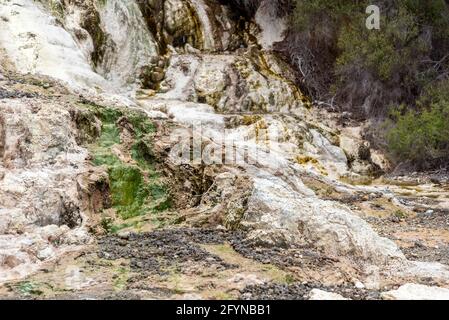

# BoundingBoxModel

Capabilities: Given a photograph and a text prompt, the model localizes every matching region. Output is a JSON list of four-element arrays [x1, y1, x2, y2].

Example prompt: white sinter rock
[[381, 283, 449, 300], [0, 0, 107, 91], [308, 289, 349, 300]]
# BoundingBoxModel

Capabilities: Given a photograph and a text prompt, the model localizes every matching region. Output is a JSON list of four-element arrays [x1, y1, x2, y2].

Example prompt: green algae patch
[[113, 266, 131, 291], [98, 123, 121, 147], [107, 164, 171, 219], [127, 113, 156, 138], [131, 139, 155, 169], [109, 221, 140, 234], [108, 165, 149, 219], [92, 122, 121, 166], [14, 281, 43, 297], [84, 104, 171, 223]]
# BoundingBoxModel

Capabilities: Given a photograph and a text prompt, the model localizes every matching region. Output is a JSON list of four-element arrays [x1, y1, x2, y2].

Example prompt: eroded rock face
[[254, 0, 287, 50], [242, 173, 405, 264], [95, 0, 159, 89], [0, 0, 161, 95], [0, 99, 85, 224], [134, 7, 449, 285], [158, 52, 303, 113], [140, 85, 404, 268], [131, 26, 408, 269], [0, 97, 94, 282]]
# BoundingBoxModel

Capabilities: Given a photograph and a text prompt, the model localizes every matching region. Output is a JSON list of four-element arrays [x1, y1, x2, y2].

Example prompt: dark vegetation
[[225, 0, 449, 169]]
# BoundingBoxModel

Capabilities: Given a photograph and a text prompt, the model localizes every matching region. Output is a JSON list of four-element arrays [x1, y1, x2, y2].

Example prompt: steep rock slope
[[1, 0, 449, 297]]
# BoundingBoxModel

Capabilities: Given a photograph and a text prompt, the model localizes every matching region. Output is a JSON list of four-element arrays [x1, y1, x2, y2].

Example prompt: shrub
[[386, 99, 449, 167]]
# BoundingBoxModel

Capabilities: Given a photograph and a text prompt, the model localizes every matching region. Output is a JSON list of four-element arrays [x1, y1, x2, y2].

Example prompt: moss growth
[[110, 222, 139, 234], [113, 267, 130, 291], [131, 139, 155, 169], [89, 115, 121, 166], [95, 121, 120, 147], [108, 165, 148, 219], [102, 218, 140, 234], [93, 152, 120, 167], [150, 184, 172, 211], [15, 282, 43, 296], [78, 100, 122, 123], [127, 113, 155, 138], [394, 210, 407, 219], [86, 104, 171, 223]]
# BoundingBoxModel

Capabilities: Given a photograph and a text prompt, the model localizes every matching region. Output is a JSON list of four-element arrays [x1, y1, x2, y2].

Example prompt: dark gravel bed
[[232, 243, 337, 270], [240, 282, 381, 300], [98, 229, 242, 275], [0, 87, 39, 99], [99, 228, 339, 275], [403, 245, 449, 266], [367, 211, 449, 266], [412, 210, 449, 228], [98, 228, 358, 299]]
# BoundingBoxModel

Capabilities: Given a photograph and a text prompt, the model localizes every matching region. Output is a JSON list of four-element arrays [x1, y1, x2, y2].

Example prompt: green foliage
[[418, 80, 449, 108], [336, 5, 425, 81], [404, 0, 449, 34], [386, 100, 449, 164], [291, 0, 359, 30], [288, 0, 448, 97]]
